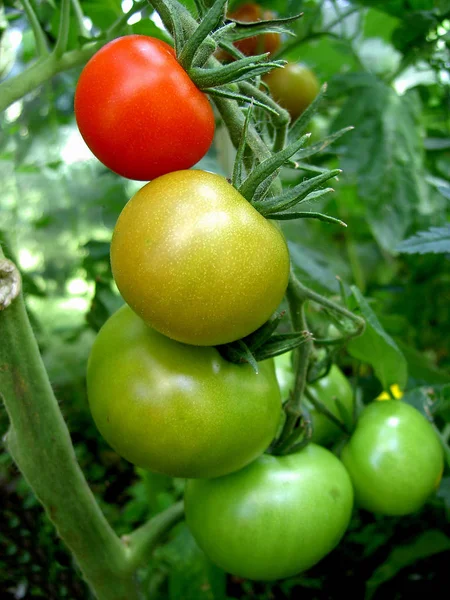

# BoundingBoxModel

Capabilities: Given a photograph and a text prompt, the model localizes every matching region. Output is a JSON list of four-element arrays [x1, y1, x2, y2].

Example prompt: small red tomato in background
[[230, 3, 281, 57], [74, 35, 215, 181]]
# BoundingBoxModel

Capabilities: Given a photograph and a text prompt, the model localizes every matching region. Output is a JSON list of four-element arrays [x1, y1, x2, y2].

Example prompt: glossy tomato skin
[[110, 170, 290, 346], [264, 63, 320, 121], [274, 357, 353, 446], [230, 3, 281, 57], [307, 365, 354, 446], [185, 444, 353, 580], [74, 35, 215, 181], [86, 305, 282, 479], [341, 400, 444, 516]]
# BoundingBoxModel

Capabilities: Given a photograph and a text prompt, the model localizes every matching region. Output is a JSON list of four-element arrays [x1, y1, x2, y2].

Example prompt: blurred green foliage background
[[1, 0, 450, 598]]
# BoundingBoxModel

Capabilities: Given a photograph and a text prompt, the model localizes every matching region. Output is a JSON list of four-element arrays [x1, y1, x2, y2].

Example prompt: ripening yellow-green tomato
[[110, 170, 290, 346]]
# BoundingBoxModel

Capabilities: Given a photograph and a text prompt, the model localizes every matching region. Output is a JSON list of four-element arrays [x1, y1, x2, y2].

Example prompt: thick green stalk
[[0, 252, 140, 600]]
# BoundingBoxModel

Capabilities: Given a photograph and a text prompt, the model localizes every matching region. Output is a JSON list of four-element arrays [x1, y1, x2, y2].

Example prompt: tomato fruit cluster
[[75, 35, 215, 181], [341, 400, 444, 516]]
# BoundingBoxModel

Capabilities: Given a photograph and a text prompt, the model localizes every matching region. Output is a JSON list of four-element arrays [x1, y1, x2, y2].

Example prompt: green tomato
[[185, 444, 353, 581], [307, 365, 354, 446], [87, 305, 281, 478], [264, 63, 320, 121], [341, 400, 444, 516], [110, 170, 290, 346], [274, 356, 353, 446]]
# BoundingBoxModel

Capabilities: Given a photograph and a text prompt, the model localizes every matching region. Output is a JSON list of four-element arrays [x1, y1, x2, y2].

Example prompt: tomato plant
[[86, 304, 282, 479], [110, 169, 290, 346], [229, 3, 281, 57], [275, 356, 353, 446], [264, 63, 320, 121], [341, 400, 444, 516], [185, 444, 353, 581], [74, 35, 215, 181]]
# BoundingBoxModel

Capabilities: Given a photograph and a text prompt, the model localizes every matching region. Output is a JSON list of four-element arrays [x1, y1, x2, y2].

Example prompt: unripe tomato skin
[[74, 35, 215, 181], [185, 444, 353, 580], [110, 170, 290, 346], [264, 63, 320, 121], [341, 400, 444, 516], [87, 305, 282, 479]]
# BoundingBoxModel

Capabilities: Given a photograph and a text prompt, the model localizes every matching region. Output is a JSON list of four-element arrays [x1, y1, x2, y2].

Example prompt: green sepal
[[205, 86, 280, 116], [226, 12, 303, 42], [254, 169, 340, 215], [238, 133, 311, 201], [267, 209, 347, 228], [177, 0, 227, 70], [241, 312, 285, 351], [239, 81, 290, 125], [232, 101, 254, 188], [165, 0, 187, 54], [193, 0, 208, 18], [251, 171, 279, 204], [189, 55, 286, 89], [293, 127, 354, 162], [191, 38, 217, 68], [289, 84, 327, 141], [253, 332, 314, 362], [216, 340, 260, 373]]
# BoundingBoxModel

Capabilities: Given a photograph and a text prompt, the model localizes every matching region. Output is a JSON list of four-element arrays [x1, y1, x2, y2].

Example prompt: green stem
[[304, 387, 349, 434], [53, 0, 71, 59], [273, 271, 314, 454], [0, 0, 146, 113], [293, 278, 365, 340], [21, 0, 49, 56], [0, 249, 140, 600], [70, 0, 91, 39], [124, 501, 185, 573], [0, 47, 95, 112]]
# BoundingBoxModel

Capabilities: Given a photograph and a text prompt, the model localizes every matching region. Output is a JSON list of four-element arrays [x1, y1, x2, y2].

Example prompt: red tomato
[[74, 35, 215, 181], [230, 3, 281, 57]]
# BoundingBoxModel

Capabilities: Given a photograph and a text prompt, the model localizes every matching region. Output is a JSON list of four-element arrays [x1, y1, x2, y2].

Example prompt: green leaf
[[396, 225, 450, 255], [395, 340, 450, 386], [330, 82, 428, 252], [347, 287, 408, 390], [158, 524, 227, 600], [288, 242, 351, 295], [366, 530, 450, 600]]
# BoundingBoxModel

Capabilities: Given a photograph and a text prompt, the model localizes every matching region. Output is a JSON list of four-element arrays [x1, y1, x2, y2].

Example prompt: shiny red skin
[[74, 35, 215, 181]]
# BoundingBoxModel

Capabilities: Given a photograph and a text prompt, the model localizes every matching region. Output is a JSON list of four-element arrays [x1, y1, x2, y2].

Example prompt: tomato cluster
[[80, 29, 443, 584]]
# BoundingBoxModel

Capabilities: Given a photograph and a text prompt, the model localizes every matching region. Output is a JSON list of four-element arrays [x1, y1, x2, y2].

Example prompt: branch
[[0, 0, 146, 113], [0, 247, 140, 600], [124, 501, 185, 573], [53, 0, 71, 59], [21, 0, 49, 56]]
